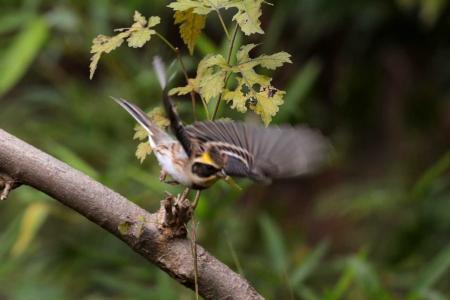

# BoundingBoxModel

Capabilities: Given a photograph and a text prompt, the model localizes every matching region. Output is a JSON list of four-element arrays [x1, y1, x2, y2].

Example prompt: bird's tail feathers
[[111, 97, 163, 147]]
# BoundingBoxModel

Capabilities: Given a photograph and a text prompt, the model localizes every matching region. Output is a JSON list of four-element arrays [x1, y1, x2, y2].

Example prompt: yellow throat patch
[[200, 151, 215, 166]]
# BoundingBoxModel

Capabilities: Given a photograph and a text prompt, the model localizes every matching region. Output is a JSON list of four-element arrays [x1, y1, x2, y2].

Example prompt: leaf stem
[[155, 32, 177, 52], [215, 10, 230, 40], [211, 25, 239, 120], [156, 31, 197, 120]]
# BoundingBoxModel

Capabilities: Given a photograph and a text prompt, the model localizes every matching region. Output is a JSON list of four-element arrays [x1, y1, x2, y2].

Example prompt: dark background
[[0, 0, 449, 299]]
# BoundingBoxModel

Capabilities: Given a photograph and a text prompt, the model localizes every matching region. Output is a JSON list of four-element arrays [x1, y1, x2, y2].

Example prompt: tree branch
[[0, 129, 264, 300]]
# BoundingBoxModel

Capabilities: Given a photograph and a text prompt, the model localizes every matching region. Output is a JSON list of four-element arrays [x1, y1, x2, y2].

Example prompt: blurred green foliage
[[0, 0, 449, 299]]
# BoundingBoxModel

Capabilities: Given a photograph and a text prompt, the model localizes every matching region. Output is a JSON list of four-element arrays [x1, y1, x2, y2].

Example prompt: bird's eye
[[192, 163, 219, 178]]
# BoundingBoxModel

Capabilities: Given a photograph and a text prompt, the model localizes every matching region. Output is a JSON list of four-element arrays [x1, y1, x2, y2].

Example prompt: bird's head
[[190, 146, 227, 187]]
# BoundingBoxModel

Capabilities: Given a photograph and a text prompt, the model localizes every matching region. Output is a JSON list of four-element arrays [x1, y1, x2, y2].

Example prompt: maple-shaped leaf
[[128, 15, 160, 48], [223, 77, 248, 113], [170, 54, 228, 103], [168, 0, 230, 15], [89, 33, 128, 79], [89, 11, 160, 79], [174, 9, 206, 55], [253, 86, 285, 126], [168, 0, 265, 36], [226, 0, 264, 35], [223, 44, 291, 125], [135, 142, 152, 163]]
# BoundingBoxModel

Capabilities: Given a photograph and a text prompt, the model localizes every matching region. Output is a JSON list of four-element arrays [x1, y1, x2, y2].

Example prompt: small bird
[[113, 60, 329, 190]]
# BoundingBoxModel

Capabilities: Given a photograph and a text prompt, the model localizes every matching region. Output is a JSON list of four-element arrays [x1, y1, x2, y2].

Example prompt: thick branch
[[0, 129, 263, 300]]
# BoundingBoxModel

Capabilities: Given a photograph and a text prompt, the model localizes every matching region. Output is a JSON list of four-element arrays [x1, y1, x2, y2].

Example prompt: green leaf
[[413, 150, 450, 198], [407, 243, 450, 300], [0, 18, 48, 97], [290, 240, 329, 287], [11, 203, 50, 257], [259, 214, 288, 275]]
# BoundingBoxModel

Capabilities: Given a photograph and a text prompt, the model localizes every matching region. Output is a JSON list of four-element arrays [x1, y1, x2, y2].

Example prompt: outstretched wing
[[186, 121, 330, 182]]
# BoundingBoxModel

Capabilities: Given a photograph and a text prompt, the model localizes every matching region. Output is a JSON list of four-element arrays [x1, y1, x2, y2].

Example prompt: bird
[[112, 59, 329, 190]]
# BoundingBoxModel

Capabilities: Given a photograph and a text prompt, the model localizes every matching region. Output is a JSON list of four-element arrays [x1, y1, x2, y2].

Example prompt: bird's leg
[[191, 190, 201, 210], [159, 169, 167, 182]]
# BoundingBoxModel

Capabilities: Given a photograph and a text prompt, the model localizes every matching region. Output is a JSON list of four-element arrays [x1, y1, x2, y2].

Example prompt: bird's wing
[[186, 121, 330, 182]]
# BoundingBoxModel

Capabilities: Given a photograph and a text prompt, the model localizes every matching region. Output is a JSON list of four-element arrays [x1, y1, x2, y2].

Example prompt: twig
[[0, 174, 19, 201]]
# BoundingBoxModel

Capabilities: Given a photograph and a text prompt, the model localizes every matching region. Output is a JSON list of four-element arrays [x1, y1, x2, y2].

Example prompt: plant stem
[[156, 32, 198, 120], [211, 25, 239, 120], [215, 10, 230, 40], [155, 32, 177, 52]]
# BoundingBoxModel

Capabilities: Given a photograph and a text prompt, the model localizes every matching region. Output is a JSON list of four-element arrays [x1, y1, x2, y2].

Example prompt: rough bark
[[0, 129, 264, 300]]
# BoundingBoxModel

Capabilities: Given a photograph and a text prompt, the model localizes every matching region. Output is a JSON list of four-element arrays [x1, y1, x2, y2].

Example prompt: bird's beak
[[217, 169, 227, 178]]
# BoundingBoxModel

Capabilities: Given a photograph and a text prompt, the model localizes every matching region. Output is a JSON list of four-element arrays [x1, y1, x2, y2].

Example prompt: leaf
[[168, 0, 231, 15], [226, 44, 291, 125], [174, 9, 206, 55], [135, 142, 152, 163], [223, 77, 247, 113], [89, 33, 127, 79], [89, 11, 160, 79], [407, 243, 450, 300], [259, 214, 288, 275], [253, 86, 285, 126], [128, 28, 154, 48], [11, 203, 49, 257], [228, 0, 264, 35], [168, 0, 264, 35], [0, 18, 48, 97], [170, 54, 228, 103], [290, 240, 329, 287]]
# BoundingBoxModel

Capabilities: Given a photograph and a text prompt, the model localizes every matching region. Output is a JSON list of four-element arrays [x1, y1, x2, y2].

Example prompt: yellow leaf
[[170, 54, 227, 102], [169, 83, 195, 96], [133, 10, 147, 26], [168, 0, 230, 15], [89, 34, 127, 79], [11, 202, 49, 257], [148, 16, 161, 27], [253, 86, 285, 126], [89, 11, 159, 79], [136, 142, 152, 163], [148, 106, 170, 128], [199, 69, 226, 102], [255, 51, 292, 70], [174, 9, 206, 55], [133, 124, 148, 141], [228, 0, 264, 35], [168, 0, 264, 35], [128, 28, 154, 48]]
